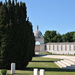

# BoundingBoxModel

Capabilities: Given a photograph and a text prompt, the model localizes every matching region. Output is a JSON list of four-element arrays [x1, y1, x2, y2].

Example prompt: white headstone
[[40, 69, 45, 75], [33, 68, 38, 75], [11, 63, 15, 74]]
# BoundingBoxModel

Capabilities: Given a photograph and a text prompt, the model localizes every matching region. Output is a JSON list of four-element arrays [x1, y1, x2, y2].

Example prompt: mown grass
[[3, 57, 75, 75]]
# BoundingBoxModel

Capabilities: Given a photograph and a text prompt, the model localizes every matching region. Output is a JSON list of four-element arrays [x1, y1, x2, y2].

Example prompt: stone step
[[67, 58, 75, 63], [64, 59, 75, 65], [55, 61, 66, 68], [60, 60, 71, 66], [55, 59, 75, 69]]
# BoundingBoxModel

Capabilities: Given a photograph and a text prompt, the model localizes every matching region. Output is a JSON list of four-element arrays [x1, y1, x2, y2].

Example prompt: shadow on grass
[[34, 55, 46, 57], [31, 61, 54, 62], [25, 67, 75, 72]]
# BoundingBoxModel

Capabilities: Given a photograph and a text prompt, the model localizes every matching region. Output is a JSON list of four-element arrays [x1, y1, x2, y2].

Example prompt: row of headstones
[[47, 45, 75, 55], [47, 45, 75, 51], [11, 63, 45, 75], [34, 68, 45, 75]]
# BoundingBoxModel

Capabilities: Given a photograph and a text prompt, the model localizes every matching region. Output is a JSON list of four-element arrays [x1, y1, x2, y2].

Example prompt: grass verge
[[1, 57, 75, 75]]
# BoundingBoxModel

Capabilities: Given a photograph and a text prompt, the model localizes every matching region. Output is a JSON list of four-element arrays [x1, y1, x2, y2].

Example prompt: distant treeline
[[44, 30, 75, 43]]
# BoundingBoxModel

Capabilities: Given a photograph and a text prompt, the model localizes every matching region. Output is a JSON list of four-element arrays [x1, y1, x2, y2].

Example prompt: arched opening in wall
[[35, 41, 40, 52]]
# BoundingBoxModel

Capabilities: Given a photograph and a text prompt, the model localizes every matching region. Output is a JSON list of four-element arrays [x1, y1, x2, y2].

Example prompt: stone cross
[[37, 25, 39, 30]]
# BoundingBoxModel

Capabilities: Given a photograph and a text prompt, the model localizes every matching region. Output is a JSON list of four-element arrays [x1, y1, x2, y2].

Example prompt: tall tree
[[44, 30, 57, 43], [0, 0, 35, 69], [61, 32, 75, 42], [51, 33, 62, 42], [73, 33, 75, 42]]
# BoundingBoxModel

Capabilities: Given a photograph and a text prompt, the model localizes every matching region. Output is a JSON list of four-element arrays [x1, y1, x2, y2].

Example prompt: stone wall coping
[[46, 42, 75, 45]]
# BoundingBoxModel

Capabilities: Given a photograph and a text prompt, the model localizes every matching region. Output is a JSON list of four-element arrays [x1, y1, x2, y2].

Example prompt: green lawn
[[2, 57, 75, 75]]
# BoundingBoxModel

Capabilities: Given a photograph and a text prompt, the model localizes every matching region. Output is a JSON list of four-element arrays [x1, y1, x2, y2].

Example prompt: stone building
[[34, 25, 45, 52]]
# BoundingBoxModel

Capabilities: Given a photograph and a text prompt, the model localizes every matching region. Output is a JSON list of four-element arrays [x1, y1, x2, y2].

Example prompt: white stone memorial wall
[[46, 43, 75, 55], [51, 45, 53, 50], [58, 45, 61, 51], [71, 45, 74, 51], [54, 45, 57, 50], [50, 45, 53, 51], [49, 45, 50, 50], [47, 45, 49, 50], [66, 45, 70, 51], [74, 45, 75, 50], [62, 45, 65, 51]]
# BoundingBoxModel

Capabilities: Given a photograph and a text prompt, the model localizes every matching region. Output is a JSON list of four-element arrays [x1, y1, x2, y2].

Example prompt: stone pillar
[[58, 45, 62, 54], [54, 45, 57, 50], [66, 45, 70, 51], [71, 45, 74, 51], [47, 45, 49, 51], [40, 44, 45, 52], [11, 63, 15, 74], [50, 45, 54, 54], [70, 45, 74, 55], [62, 45, 65, 54]]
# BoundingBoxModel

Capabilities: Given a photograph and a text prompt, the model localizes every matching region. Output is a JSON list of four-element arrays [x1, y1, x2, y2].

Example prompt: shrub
[[1, 69, 7, 75]]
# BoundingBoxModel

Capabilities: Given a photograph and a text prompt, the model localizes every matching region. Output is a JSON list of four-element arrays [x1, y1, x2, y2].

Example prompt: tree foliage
[[44, 30, 75, 43], [0, 0, 35, 70], [73, 33, 75, 42], [44, 30, 57, 43]]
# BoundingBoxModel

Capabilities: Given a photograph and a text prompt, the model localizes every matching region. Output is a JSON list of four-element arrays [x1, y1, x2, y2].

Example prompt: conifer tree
[[0, 0, 35, 69]]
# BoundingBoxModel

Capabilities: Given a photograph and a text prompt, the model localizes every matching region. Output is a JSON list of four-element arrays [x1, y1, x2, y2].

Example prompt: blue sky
[[1, 0, 75, 35]]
